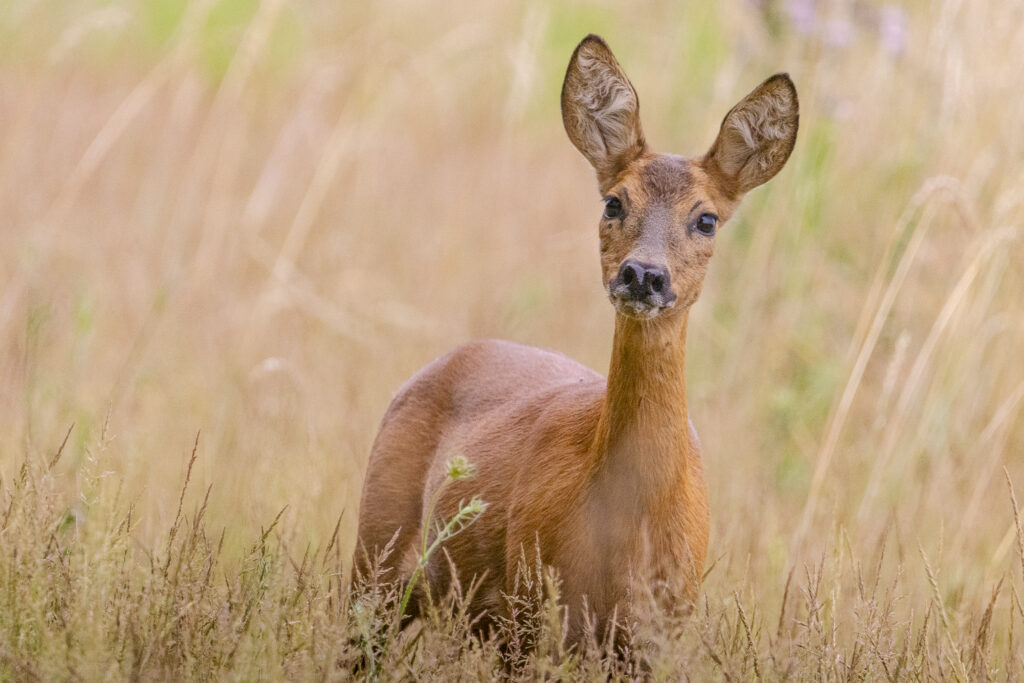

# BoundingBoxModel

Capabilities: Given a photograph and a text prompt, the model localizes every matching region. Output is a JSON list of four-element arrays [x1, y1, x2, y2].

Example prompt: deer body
[[355, 35, 798, 642]]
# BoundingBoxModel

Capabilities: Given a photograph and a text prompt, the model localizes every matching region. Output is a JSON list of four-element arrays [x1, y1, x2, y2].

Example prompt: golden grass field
[[2, 0, 1024, 678]]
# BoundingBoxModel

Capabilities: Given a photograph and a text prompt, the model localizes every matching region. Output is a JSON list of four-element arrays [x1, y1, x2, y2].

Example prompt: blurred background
[[2, 0, 1023, 617]]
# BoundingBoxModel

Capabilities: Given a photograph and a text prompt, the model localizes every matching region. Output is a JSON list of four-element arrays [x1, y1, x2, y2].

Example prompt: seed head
[[445, 455, 477, 481]]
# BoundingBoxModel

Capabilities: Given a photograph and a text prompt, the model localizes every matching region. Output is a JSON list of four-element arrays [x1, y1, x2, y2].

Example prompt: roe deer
[[354, 34, 798, 643]]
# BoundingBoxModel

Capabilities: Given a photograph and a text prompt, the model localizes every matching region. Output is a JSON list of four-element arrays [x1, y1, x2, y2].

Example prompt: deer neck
[[592, 312, 695, 507]]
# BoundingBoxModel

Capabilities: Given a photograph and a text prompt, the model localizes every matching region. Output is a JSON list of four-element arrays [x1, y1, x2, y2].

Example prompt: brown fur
[[353, 34, 798, 645]]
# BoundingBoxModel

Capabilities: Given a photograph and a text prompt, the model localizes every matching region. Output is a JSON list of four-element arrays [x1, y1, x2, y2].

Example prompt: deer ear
[[561, 35, 646, 189], [704, 74, 799, 198]]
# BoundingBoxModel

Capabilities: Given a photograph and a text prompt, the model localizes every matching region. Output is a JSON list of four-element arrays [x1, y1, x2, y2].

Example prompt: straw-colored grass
[[2, 0, 1023, 678]]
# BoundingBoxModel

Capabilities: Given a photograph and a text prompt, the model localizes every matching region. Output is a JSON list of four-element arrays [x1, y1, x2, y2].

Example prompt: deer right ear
[[561, 35, 646, 190]]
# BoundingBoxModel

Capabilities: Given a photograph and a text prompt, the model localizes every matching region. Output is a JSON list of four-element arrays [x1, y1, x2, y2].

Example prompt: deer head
[[561, 35, 799, 321]]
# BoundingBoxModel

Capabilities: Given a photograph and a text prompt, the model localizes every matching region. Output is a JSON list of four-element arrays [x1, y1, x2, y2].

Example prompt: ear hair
[[704, 74, 799, 198], [561, 35, 646, 189]]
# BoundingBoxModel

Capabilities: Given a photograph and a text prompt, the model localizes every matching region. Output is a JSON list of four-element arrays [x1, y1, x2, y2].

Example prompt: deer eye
[[603, 196, 624, 220], [695, 213, 718, 236]]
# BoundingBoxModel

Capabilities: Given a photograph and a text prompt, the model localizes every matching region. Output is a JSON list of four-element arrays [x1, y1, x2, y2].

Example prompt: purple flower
[[786, 0, 817, 35], [824, 16, 854, 48], [878, 5, 909, 56]]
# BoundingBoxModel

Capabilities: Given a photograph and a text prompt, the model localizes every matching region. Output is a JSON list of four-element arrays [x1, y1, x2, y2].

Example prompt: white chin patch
[[607, 289, 676, 320], [641, 307, 662, 319], [612, 298, 663, 319]]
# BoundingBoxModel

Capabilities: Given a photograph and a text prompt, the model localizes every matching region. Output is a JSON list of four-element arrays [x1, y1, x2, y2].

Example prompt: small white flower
[[445, 455, 477, 481]]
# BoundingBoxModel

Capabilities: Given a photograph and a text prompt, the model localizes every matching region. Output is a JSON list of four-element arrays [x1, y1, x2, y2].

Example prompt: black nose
[[616, 261, 670, 301]]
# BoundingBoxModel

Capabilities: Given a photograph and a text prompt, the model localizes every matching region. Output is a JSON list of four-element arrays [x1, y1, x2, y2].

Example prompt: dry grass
[[2, 0, 1023, 678]]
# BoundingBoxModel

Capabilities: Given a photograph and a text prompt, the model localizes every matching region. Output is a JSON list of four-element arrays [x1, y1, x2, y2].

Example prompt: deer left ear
[[704, 74, 799, 198]]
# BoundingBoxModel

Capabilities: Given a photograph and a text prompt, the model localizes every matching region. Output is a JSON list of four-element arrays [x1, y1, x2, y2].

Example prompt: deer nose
[[616, 261, 670, 301]]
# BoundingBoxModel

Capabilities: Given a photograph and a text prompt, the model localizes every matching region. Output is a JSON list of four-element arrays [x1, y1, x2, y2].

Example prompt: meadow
[[2, 0, 1023, 678]]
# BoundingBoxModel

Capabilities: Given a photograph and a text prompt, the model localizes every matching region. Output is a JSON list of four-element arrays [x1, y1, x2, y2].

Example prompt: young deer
[[354, 35, 798, 643]]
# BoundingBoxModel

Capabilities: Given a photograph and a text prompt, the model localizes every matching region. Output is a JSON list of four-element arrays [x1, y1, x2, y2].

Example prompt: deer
[[353, 34, 798, 647]]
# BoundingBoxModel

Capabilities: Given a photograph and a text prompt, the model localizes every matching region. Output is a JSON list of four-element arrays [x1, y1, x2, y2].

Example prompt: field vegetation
[[2, 0, 1024, 678]]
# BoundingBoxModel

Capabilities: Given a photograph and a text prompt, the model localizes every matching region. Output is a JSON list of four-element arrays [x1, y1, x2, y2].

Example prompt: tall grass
[[2, 0, 1023, 678]]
